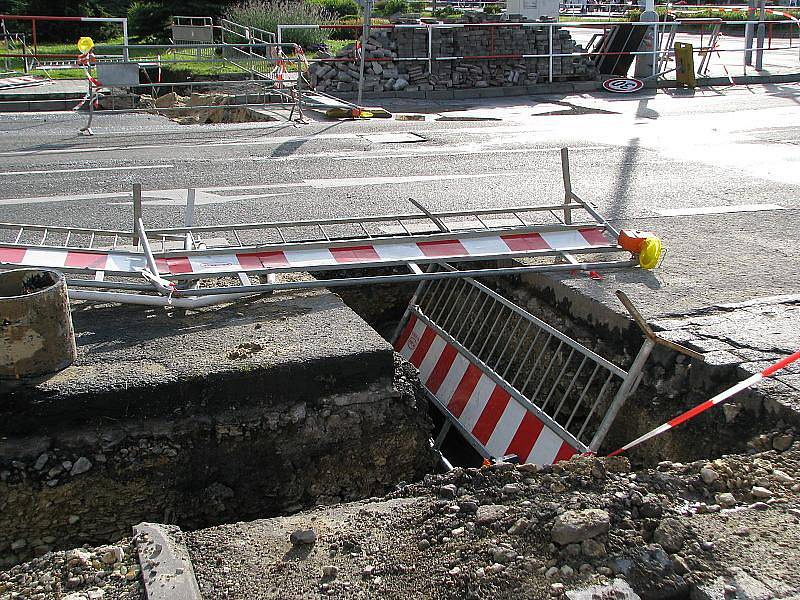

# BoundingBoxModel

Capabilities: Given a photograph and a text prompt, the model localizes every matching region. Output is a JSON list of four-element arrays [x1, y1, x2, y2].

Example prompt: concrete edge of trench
[[133, 523, 202, 600]]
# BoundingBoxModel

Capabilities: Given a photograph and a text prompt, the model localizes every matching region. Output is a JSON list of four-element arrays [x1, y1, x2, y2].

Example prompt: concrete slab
[[2, 288, 392, 431], [134, 522, 202, 600]]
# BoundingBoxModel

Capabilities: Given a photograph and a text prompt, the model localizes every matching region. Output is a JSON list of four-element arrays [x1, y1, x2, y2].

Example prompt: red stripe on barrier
[[418, 239, 467, 258], [409, 326, 436, 367], [155, 256, 192, 275], [448, 364, 483, 418], [426, 344, 458, 394], [578, 228, 609, 246], [472, 386, 511, 445], [667, 399, 715, 427], [0, 246, 26, 264], [554, 441, 577, 463], [762, 350, 800, 377], [394, 314, 418, 351], [65, 251, 108, 270], [501, 232, 549, 251], [331, 245, 380, 263], [504, 411, 545, 461], [236, 251, 289, 269]]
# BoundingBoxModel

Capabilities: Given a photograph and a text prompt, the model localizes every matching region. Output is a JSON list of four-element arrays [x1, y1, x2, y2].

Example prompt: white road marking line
[[657, 204, 786, 217], [0, 125, 605, 157], [361, 132, 426, 143], [0, 172, 520, 206], [0, 164, 174, 176]]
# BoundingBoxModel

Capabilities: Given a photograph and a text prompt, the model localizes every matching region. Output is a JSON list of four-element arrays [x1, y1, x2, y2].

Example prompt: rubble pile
[[0, 538, 141, 600], [184, 442, 799, 599], [134, 92, 278, 124], [308, 15, 597, 94]]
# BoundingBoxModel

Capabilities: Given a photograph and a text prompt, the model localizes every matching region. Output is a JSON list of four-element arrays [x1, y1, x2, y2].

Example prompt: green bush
[[484, 3, 501, 15], [432, 4, 459, 19], [128, 1, 172, 42], [375, 0, 409, 16], [409, 0, 425, 12], [226, 0, 333, 47], [308, 0, 360, 18], [327, 16, 362, 40]]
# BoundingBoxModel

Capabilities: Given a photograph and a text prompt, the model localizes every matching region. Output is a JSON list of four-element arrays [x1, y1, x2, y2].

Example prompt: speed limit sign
[[602, 78, 644, 93]]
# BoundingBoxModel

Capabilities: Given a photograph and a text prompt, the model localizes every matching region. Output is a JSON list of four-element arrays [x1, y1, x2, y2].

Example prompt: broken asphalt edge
[[133, 522, 203, 600]]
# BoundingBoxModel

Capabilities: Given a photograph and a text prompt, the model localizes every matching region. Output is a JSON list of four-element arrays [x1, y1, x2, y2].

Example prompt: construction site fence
[[0, 14, 130, 61], [278, 17, 799, 81], [3, 41, 302, 82]]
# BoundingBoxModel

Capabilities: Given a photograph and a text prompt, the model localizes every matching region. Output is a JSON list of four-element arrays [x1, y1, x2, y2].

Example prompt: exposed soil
[[181, 443, 799, 599]]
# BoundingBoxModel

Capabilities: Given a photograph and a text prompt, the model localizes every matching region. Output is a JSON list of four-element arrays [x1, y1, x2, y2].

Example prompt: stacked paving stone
[[308, 13, 596, 94]]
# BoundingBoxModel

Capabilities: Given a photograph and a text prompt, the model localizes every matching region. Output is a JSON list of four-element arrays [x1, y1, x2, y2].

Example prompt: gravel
[[0, 538, 143, 599], [182, 446, 800, 599]]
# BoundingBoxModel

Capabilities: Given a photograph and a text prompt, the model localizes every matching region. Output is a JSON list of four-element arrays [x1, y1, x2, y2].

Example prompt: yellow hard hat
[[77, 37, 94, 53]]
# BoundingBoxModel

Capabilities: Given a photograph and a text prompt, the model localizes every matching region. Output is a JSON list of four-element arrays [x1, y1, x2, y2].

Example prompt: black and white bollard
[[0, 268, 77, 386]]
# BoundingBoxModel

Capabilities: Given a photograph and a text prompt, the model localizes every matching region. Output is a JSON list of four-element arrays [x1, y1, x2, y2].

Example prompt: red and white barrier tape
[[607, 350, 800, 457]]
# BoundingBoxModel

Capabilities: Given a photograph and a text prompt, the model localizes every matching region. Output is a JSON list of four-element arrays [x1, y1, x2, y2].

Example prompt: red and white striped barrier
[[0, 75, 42, 89], [395, 313, 579, 465], [608, 350, 800, 457], [0, 226, 613, 277]]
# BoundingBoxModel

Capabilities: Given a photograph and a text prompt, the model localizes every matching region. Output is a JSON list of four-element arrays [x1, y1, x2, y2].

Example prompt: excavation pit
[[321, 264, 800, 469], [1, 265, 797, 571], [0, 287, 434, 567]]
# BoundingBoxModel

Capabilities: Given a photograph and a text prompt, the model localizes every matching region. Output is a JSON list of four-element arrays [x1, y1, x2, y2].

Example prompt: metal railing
[[219, 20, 280, 79], [408, 267, 646, 451], [280, 16, 799, 85]]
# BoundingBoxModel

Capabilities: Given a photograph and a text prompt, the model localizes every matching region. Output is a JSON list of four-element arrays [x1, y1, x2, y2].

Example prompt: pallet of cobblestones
[[307, 13, 597, 94]]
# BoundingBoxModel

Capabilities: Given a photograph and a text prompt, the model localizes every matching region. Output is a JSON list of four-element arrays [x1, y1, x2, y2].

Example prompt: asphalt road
[[0, 83, 798, 315]]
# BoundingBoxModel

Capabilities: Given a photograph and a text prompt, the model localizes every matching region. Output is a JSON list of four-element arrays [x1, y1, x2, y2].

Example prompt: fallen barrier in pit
[[394, 283, 701, 466], [0, 149, 662, 307]]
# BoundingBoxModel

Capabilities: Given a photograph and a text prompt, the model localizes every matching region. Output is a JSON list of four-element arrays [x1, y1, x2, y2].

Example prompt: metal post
[[357, 0, 372, 106], [745, 0, 755, 66], [122, 18, 129, 61], [80, 79, 95, 136], [560, 147, 572, 225], [651, 20, 659, 78], [755, 0, 766, 70], [132, 183, 142, 247], [184, 188, 196, 227], [428, 25, 433, 75], [588, 338, 655, 451], [548, 25, 554, 84]]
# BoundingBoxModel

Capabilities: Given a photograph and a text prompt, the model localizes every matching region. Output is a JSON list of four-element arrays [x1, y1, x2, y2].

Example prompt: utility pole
[[357, 0, 372, 106], [755, 0, 766, 70], [744, 0, 755, 66]]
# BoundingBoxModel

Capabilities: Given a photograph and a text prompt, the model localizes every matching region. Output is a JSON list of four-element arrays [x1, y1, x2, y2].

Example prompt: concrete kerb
[[334, 72, 800, 102], [133, 523, 202, 600]]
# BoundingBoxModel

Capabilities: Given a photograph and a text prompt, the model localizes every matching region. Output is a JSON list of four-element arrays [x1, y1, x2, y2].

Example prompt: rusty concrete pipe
[[0, 268, 77, 384]]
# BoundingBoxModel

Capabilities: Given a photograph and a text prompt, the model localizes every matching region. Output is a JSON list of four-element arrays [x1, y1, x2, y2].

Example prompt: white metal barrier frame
[[279, 17, 799, 83], [394, 272, 701, 463], [394, 270, 645, 459], [73, 41, 308, 133], [0, 14, 130, 69], [0, 149, 655, 308]]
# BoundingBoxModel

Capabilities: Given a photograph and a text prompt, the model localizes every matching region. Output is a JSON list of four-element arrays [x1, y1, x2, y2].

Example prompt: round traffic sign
[[77, 37, 94, 53], [602, 77, 644, 93]]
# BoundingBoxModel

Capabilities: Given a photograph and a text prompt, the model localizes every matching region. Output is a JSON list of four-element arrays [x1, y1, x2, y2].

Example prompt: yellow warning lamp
[[618, 229, 663, 270], [77, 37, 95, 53]]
